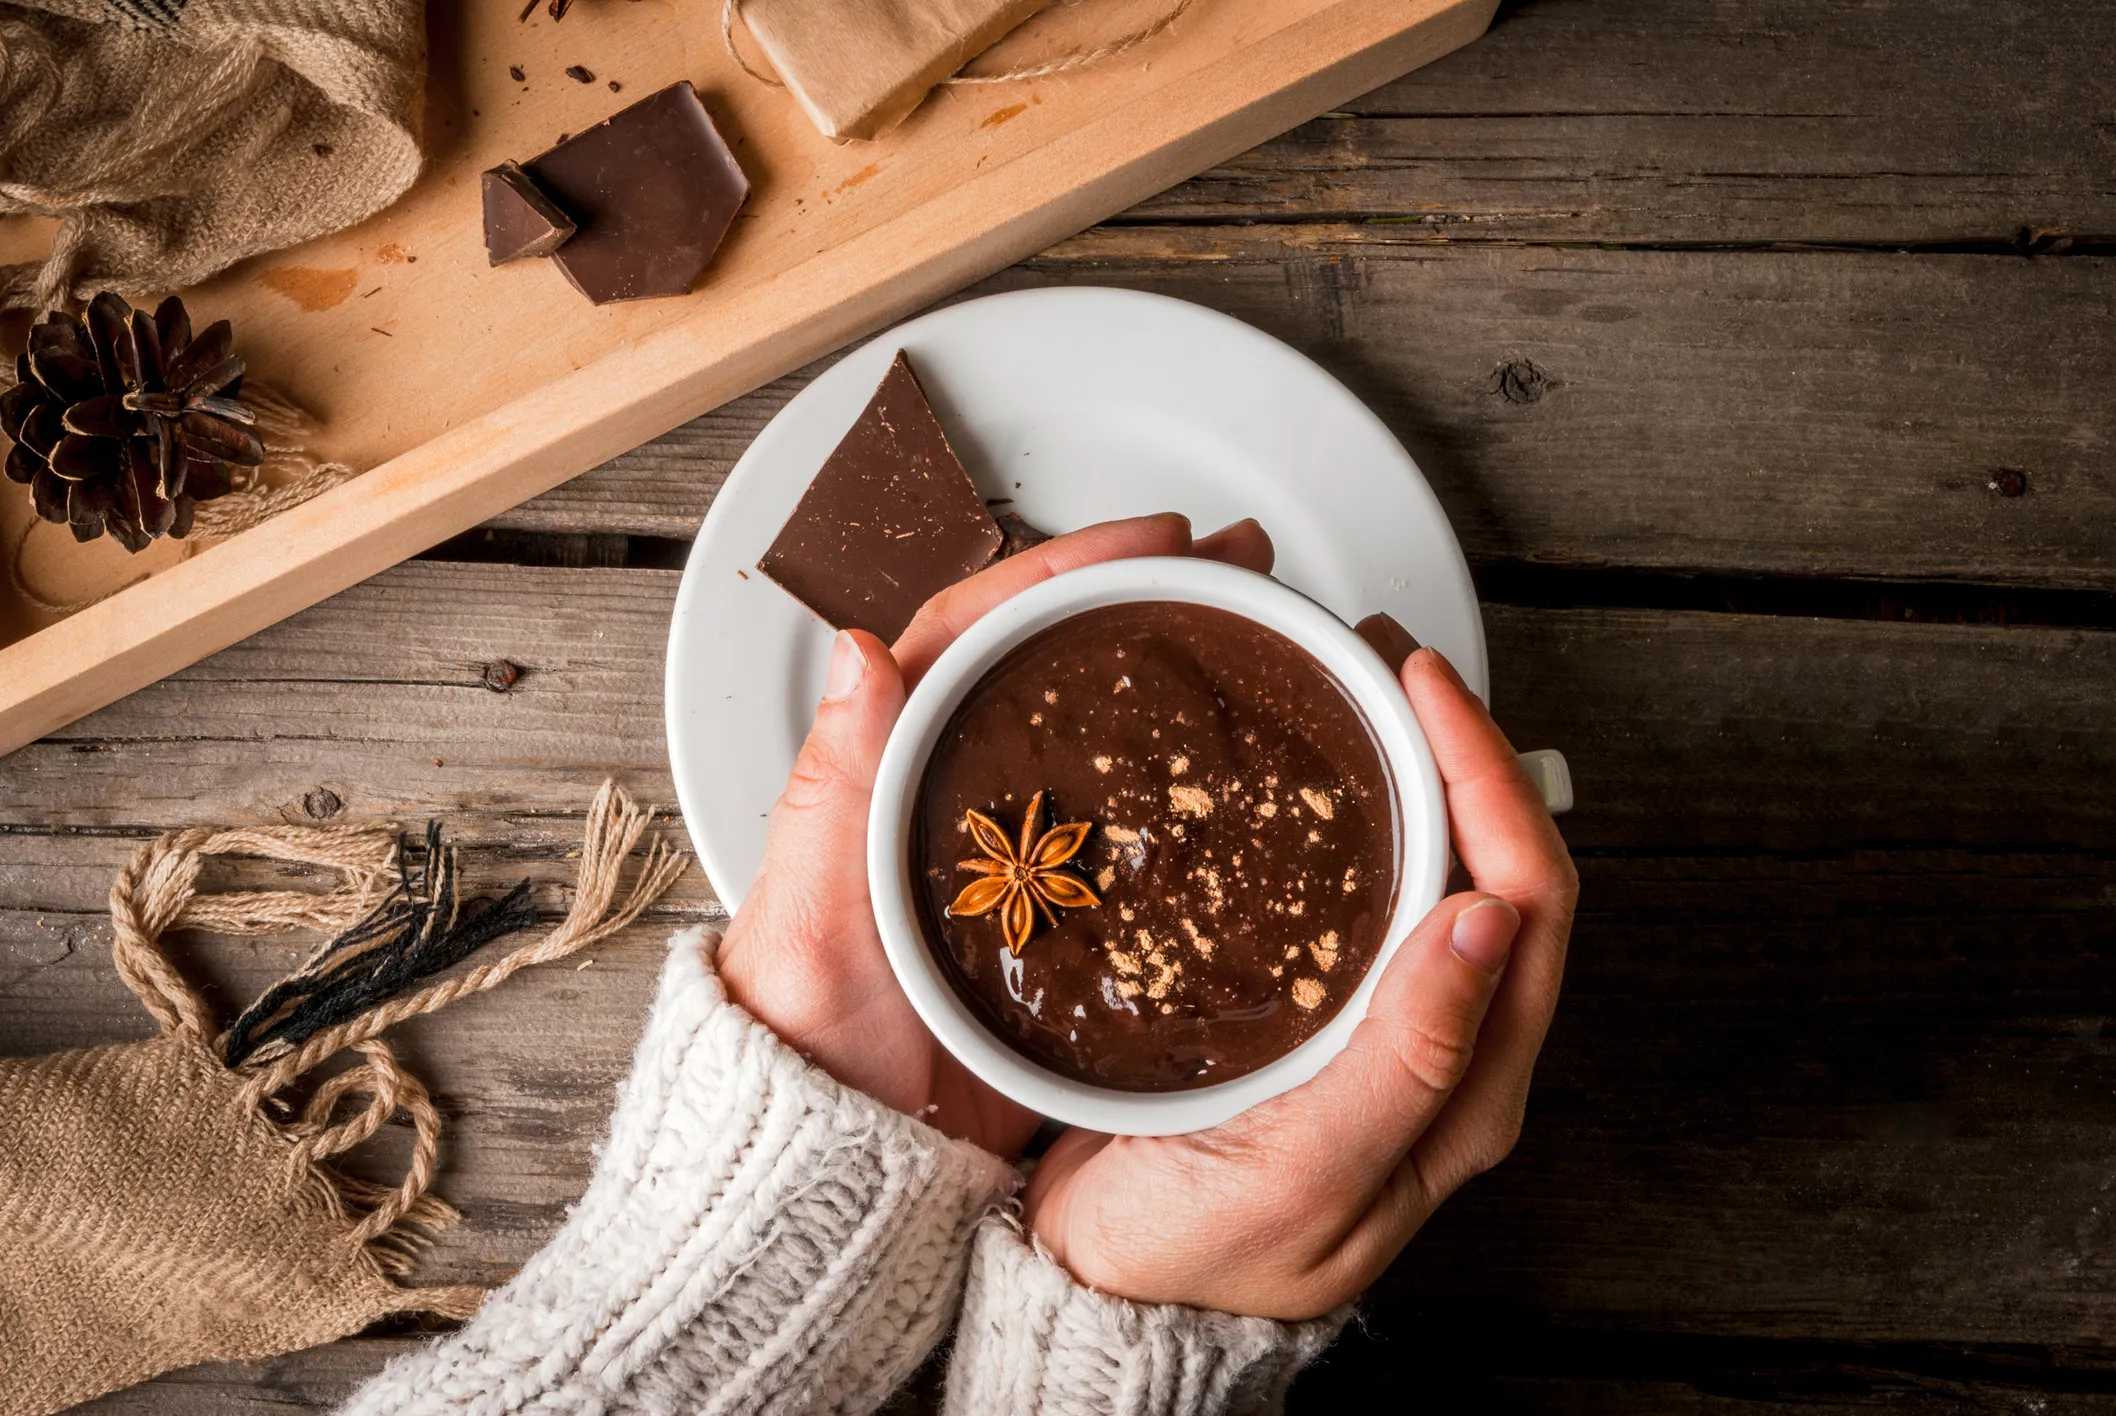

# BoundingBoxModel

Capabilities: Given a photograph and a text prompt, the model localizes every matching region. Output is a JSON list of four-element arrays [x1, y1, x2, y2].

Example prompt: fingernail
[[1412, 647, 1472, 697], [1451, 897, 1520, 973], [821, 630, 864, 703]]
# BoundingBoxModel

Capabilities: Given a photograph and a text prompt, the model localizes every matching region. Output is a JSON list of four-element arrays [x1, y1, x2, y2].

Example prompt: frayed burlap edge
[[0, 781, 687, 1416]]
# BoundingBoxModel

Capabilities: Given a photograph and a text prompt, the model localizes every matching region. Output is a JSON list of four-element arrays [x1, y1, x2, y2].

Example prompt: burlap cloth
[[0, 0, 425, 313], [0, 783, 686, 1416]]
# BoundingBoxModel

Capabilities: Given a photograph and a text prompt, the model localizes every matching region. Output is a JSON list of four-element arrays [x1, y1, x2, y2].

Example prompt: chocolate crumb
[[1310, 931, 1339, 971], [565, 64, 595, 83], [509, 65, 525, 81], [1169, 784, 1214, 817]]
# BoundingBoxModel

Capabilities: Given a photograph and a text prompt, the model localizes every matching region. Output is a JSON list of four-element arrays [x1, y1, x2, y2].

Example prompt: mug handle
[[1354, 613, 1575, 817], [1515, 748, 1574, 816]]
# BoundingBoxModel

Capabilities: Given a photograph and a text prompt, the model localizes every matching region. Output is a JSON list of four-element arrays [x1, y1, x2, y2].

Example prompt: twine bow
[[103, 780, 688, 1273]]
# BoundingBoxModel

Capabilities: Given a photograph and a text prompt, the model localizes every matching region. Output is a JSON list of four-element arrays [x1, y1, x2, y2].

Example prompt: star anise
[[949, 791, 1100, 956]]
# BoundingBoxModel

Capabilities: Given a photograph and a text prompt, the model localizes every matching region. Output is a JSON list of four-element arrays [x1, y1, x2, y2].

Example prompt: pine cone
[[1, 292, 261, 553]]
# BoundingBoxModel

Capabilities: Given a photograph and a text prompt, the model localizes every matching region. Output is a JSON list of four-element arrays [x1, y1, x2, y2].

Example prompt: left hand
[[715, 513, 1276, 1160]]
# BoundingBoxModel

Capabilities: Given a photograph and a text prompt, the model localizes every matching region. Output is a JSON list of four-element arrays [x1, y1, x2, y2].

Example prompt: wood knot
[[482, 659, 523, 692], [304, 788, 343, 820], [1989, 468, 2030, 499], [1490, 358, 1549, 405]]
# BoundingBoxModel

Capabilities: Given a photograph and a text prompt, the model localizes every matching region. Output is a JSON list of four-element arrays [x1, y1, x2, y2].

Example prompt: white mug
[[867, 556, 1561, 1136]]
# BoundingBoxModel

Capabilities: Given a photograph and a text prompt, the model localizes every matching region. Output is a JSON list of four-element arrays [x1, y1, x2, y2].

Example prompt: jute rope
[[3, 381, 361, 617], [104, 780, 687, 1264], [234, 782, 689, 1107], [721, 0, 1204, 91]]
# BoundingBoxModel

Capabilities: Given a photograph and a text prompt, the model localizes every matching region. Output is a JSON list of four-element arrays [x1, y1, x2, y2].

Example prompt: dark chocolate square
[[525, 83, 748, 305], [482, 161, 577, 264], [759, 351, 1003, 642]]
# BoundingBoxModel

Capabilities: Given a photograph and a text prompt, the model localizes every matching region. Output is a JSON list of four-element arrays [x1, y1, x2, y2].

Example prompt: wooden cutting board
[[0, 0, 1496, 755]]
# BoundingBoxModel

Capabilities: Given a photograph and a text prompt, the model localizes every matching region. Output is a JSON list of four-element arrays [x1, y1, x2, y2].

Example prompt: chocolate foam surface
[[913, 600, 1397, 1092]]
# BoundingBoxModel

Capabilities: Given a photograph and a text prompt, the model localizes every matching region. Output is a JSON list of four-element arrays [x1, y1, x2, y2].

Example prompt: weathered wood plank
[[8, 564, 2115, 849], [0, 564, 685, 833], [493, 243, 2116, 591], [18, 843, 2116, 1332], [1131, 0, 2116, 245], [8, 565, 2116, 1364], [1296, 1318, 2116, 1412], [39, 834, 2116, 1409], [490, 0, 2116, 589]]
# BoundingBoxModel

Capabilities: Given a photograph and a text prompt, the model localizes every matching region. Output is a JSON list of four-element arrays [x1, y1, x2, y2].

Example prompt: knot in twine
[[105, 780, 688, 1271]]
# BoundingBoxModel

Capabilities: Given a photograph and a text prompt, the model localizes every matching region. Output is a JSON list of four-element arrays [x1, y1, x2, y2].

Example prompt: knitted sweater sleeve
[[339, 925, 1018, 1416], [941, 1219, 1349, 1416]]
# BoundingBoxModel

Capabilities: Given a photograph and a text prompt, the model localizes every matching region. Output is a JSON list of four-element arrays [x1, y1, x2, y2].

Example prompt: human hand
[[1021, 647, 1577, 1319], [715, 513, 1275, 1159]]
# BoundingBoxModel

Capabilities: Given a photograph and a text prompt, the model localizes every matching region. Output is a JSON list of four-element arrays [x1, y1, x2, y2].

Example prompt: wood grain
[[7, 566, 2115, 1383], [489, 0, 2116, 594], [8, 566, 2114, 852], [1137, 0, 2116, 245], [492, 241, 2116, 594]]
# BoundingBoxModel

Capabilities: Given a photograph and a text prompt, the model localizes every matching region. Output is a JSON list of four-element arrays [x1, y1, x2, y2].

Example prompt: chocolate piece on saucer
[[759, 351, 1003, 641], [482, 161, 578, 264], [1354, 612, 1421, 673], [995, 510, 1052, 558], [524, 82, 749, 305]]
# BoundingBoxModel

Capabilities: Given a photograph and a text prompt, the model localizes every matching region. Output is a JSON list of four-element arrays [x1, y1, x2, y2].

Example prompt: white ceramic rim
[[664, 286, 1490, 916], [867, 557, 1450, 1136]]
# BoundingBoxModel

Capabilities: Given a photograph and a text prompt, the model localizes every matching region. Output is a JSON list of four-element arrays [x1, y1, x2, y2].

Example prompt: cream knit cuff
[[943, 1218, 1349, 1416], [341, 926, 1019, 1416]]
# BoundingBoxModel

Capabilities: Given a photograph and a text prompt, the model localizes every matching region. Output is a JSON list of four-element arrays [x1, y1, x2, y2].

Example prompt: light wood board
[[0, 0, 1497, 755]]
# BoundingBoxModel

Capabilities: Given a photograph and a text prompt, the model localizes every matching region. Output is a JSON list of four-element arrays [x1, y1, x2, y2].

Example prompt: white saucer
[[665, 287, 1487, 912]]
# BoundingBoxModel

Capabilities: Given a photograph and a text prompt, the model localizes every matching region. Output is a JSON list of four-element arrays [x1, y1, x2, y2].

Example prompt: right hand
[[1021, 647, 1578, 1319]]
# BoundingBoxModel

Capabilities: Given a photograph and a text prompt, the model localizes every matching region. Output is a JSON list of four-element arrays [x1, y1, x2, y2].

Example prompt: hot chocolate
[[912, 601, 1397, 1092]]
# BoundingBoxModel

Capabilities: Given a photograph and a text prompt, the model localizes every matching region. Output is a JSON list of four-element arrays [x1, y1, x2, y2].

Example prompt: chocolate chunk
[[759, 351, 1002, 642], [1353, 612, 1422, 673], [481, 161, 577, 264], [995, 511, 1052, 558], [915, 601, 1398, 1092], [524, 82, 749, 305]]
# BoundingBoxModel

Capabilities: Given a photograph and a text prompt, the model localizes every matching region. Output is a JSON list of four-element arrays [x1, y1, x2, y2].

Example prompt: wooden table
[[7, 0, 2115, 1408]]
